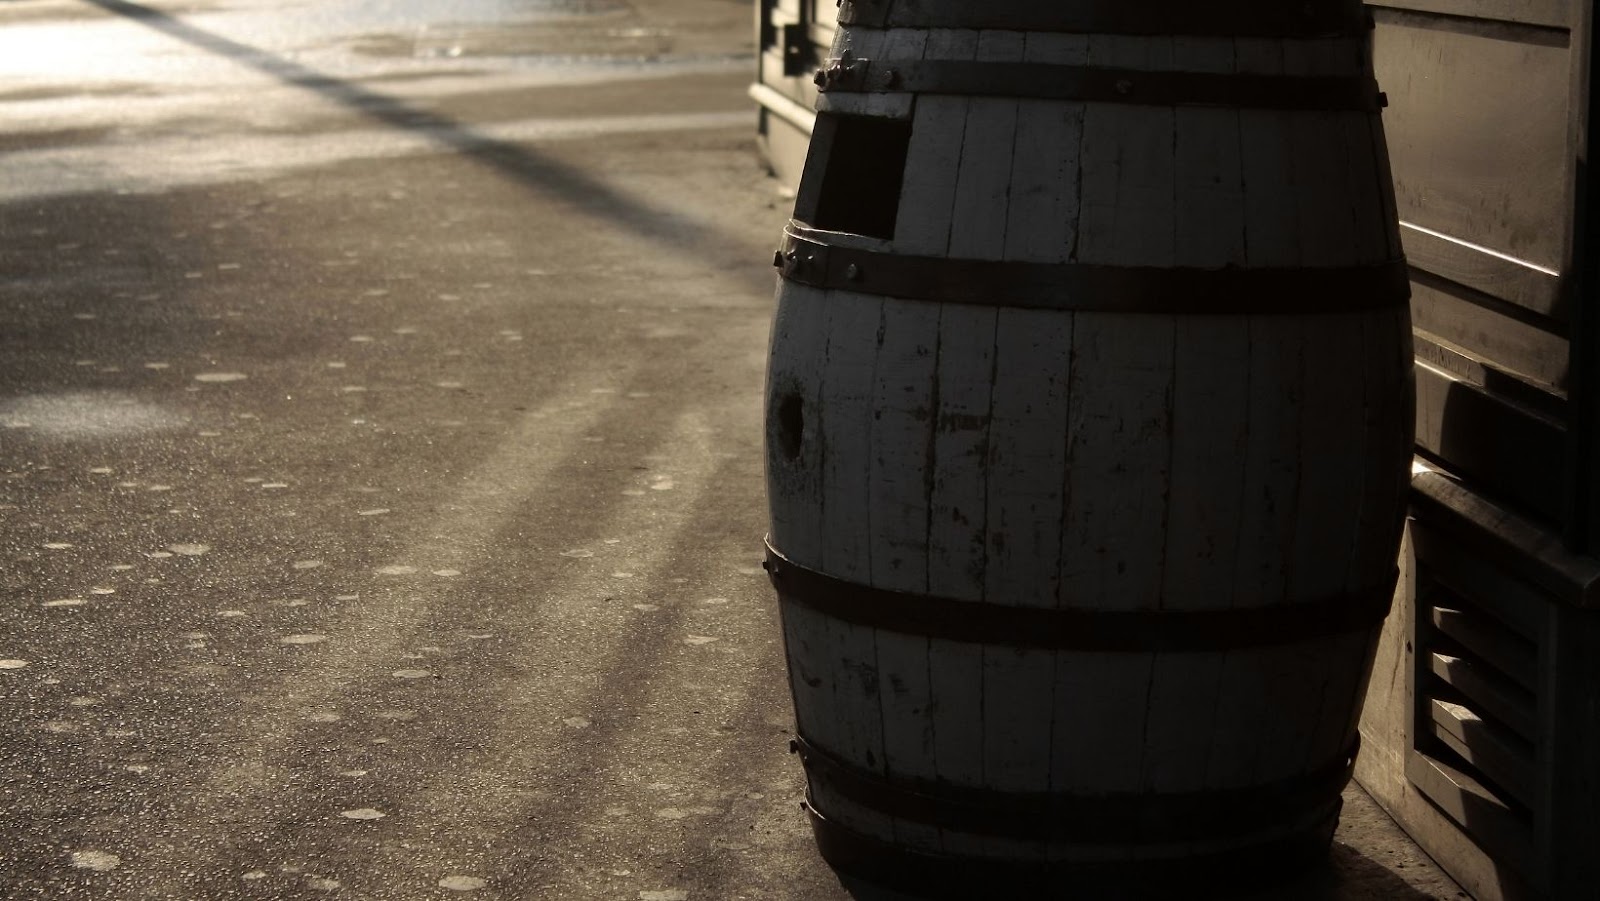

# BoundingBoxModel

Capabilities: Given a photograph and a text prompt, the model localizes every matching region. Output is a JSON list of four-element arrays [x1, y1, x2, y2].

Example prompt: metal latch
[[781, 22, 809, 77]]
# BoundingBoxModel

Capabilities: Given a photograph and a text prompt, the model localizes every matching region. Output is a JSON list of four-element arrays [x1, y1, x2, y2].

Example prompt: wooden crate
[[1359, 470, 1600, 900], [1356, 2, 1598, 897]]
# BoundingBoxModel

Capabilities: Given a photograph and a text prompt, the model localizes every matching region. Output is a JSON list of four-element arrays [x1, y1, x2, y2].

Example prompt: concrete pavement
[[1, 1, 1465, 898]]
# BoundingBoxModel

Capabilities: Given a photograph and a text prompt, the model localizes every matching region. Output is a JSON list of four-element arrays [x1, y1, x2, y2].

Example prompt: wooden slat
[[1075, 36, 1175, 266], [978, 646, 1055, 827], [1287, 40, 1361, 268], [1411, 523, 1552, 639], [1430, 699, 1538, 807], [1368, 0, 1572, 34], [1052, 652, 1152, 794], [1339, 115, 1393, 267], [1213, 38, 1304, 794], [1249, 640, 1333, 784], [1431, 606, 1540, 690], [874, 628, 941, 854], [1412, 361, 1568, 521], [1142, 36, 1243, 798], [765, 283, 829, 567], [1413, 331, 1567, 421], [1406, 750, 1536, 876], [892, 29, 980, 255], [1411, 471, 1600, 611], [981, 307, 1071, 831], [947, 32, 1024, 261], [869, 300, 940, 593], [1431, 651, 1540, 741], [1057, 316, 1174, 610], [811, 288, 893, 839], [927, 636, 986, 856], [1401, 224, 1566, 321], [943, 31, 1036, 859], [1003, 33, 1087, 264], [1306, 630, 1379, 769], [867, 296, 943, 853], [818, 293, 879, 582], [1368, 102, 1405, 262], [1205, 644, 1277, 790], [1350, 307, 1414, 590], [982, 307, 1073, 610], [966, 32, 1085, 848], [925, 307, 997, 600], [1289, 312, 1369, 599], [1410, 275, 1570, 394], [1235, 37, 1301, 268], [1230, 317, 1304, 606], [1311, 312, 1410, 770], [1054, 34, 1175, 802], [1374, 12, 1572, 273]]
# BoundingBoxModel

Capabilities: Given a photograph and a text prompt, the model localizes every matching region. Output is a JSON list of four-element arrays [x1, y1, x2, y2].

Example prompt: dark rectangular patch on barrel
[[807, 113, 912, 241]]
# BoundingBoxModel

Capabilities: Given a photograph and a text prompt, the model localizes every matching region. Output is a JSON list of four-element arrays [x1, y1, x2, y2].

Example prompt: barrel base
[[808, 800, 1341, 900]]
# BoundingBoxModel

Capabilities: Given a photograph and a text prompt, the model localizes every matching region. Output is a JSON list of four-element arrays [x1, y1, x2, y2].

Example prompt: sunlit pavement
[[1, 2, 1464, 899]]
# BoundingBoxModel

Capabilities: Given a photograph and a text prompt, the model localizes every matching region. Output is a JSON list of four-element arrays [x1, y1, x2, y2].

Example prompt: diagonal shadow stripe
[[81, 0, 752, 257]]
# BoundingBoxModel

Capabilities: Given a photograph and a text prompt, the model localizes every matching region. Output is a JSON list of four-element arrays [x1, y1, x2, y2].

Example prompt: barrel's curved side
[[765, 20, 1413, 874], [765, 299, 1412, 864]]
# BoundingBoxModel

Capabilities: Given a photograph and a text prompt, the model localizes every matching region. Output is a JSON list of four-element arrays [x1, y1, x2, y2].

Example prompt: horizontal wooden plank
[[1374, 13, 1572, 272], [1430, 699, 1538, 807], [1430, 652, 1540, 741], [1410, 523, 1553, 639], [1370, 0, 1571, 30], [1401, 223, 1566, 321], [1410, 470, 1600, 610], [1411, 274, 1570, 395], [1413, 331, 1567, 420], [1413, 362, 1568, 521], [1405, 750, 1537, 877], [1430, 607, 1540, 690], [760, 48, 822, 111]]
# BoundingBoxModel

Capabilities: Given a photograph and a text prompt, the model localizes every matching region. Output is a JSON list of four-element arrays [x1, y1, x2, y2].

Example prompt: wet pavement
[[2, 1, 1467, 899]]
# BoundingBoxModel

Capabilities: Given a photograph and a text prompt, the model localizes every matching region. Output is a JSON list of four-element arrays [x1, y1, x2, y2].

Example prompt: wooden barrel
[[762, 0, 1415, 893]]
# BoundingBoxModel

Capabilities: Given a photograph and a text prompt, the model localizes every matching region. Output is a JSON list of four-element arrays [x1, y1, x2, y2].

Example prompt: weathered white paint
[[766, 17, 1411, 871]]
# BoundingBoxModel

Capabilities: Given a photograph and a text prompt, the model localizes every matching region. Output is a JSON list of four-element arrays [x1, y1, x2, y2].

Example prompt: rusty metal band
[[795, 735, 1356, 842], [776, 227, 1412, 314], [764, 540, 1396, 652], [818, 61, 1384, 112], [839, 0, 1369, 37]]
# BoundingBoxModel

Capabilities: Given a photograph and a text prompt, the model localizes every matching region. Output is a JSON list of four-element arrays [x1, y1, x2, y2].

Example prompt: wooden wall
[[1359, 3, 1598, 899]]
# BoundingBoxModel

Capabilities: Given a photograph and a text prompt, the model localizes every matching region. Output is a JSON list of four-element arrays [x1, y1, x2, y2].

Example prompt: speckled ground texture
[[1, 1, 1468, 899]]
